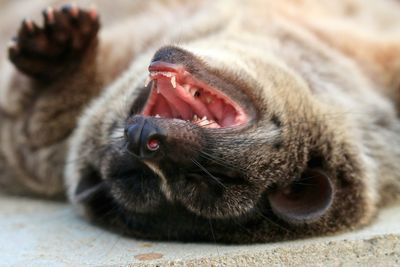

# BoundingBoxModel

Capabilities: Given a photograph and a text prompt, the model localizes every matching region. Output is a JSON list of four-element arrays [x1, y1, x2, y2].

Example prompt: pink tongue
[[221, 105, 236, 127], [207, 99, 224, 122], [158, 79, 192, 119], [152, 95, 173, 117], [175, 84, 214, 120]]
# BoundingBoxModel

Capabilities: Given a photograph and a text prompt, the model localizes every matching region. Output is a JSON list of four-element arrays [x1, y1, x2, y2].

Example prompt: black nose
[[125, 116, 164, 159]]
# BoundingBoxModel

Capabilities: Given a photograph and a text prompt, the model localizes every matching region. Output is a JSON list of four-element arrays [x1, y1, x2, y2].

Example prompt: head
[[65, 35, 372, 242]]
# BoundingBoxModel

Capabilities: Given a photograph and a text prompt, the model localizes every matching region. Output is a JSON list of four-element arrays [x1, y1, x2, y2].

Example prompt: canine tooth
[[193, 115, 198, 121], [157, 86, 160, 94], [202, 116, 207, 121], [144, 76, 151, 87], [171, 76, 176, 88], [155, 114, 160, 118]]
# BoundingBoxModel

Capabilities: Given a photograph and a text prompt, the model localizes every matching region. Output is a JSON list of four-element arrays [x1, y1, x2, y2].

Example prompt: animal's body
[[0, 0, 400, 243]]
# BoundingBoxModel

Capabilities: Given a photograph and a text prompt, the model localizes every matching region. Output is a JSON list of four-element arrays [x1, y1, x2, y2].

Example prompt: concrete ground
[[0, 195, 399, 267]]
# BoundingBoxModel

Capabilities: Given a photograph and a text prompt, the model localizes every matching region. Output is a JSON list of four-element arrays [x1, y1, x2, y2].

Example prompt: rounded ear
[[267, 169, 334, 224]]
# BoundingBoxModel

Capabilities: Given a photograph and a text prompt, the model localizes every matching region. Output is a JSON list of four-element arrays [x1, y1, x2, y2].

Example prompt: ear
[[267, 169, 334, 224]]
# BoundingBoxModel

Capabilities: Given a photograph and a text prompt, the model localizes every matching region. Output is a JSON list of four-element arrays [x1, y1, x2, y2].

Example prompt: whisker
[[198, 151, 247, 172], [191, 159, 227, 189], [208, 219, 221, 261], [251, 206, 292, 233]]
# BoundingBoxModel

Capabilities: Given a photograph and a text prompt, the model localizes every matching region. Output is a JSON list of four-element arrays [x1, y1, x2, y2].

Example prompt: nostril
[[125, 123, 144, 156]]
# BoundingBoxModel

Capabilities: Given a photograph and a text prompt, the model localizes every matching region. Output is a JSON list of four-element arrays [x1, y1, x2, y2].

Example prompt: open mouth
[[141, 62, 249, 128]]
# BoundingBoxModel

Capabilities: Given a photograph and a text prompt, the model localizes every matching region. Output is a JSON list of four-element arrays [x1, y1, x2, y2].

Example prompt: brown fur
[[0, 0, 400, 243]]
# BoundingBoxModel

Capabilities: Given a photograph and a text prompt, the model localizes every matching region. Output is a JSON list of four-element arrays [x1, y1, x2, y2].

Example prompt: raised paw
[[8, 4, 100, 80]]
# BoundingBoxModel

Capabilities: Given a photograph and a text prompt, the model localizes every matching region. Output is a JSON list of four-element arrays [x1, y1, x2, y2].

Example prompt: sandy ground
[[0, 194, 398, 266]]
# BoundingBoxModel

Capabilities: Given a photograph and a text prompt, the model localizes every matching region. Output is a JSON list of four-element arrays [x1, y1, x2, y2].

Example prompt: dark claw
[[61, 3, 79, 18], [88, 7, 98, 20], [42, 7, 55, 25], [61, 4, 72, 13], [21, 19, 37, 36], [7, 40, 19, 57]]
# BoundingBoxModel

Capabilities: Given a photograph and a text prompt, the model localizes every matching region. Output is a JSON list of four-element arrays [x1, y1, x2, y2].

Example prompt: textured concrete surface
[[0, 195, 399, 266]]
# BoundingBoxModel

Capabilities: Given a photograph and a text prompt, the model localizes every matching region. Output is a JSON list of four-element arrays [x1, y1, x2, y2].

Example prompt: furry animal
[[1, 0, 400, 243]]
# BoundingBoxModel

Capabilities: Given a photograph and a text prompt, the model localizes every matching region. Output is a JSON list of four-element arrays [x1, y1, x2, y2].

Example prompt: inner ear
[[267, 169, 334, 224], [74, 165, 106, 203]]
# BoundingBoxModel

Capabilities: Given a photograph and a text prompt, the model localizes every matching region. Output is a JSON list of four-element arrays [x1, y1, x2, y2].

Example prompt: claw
[[22, 19, 34, 33], [7, 39, 19, 55], [43, 7, 55, 24], [61, 3, 79, 18], [7, 38, 17, 48], [88, 5, 98, 20]]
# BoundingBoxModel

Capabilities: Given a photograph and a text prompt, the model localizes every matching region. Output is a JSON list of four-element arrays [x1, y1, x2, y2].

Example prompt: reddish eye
[[146, 138, 160, 151]]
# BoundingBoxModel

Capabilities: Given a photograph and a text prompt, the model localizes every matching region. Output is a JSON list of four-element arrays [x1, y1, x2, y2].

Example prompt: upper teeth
[[171, 76, 176, 88], [150, 71, 174, 78]]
